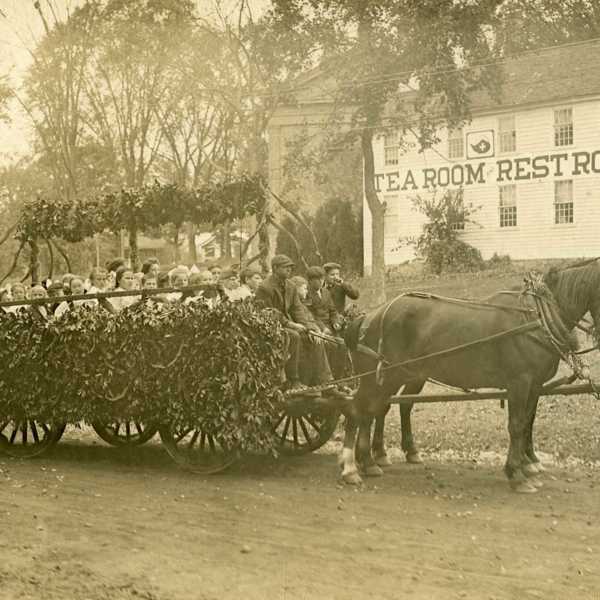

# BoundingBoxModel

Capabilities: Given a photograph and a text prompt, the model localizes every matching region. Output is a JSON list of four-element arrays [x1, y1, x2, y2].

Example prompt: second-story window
[[384, 131, 399, 166], [498, 115, 516, 153], [448, 128, 464, 159], [554, 108, 573, 146]]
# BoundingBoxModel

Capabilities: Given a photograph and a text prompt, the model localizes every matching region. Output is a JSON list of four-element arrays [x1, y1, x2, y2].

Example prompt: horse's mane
[[544, 257, 600, 311]]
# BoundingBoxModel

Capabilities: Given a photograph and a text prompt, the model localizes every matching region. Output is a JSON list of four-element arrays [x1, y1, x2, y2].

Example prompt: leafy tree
[[495, 0, 600, 52], [275, 196, 363, 275], [267, 0, 501, 304]]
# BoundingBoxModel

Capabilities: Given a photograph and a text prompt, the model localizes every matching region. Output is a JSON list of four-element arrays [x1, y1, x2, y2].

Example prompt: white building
[[268, 39, 600, 271]]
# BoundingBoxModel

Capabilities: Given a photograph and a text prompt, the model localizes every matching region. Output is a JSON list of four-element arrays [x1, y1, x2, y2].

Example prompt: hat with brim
[[323, 262, 341, 272], [271, 254, 295, 269]]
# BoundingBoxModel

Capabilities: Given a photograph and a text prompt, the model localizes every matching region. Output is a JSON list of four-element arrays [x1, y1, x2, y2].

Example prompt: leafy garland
[[0, 300, 286, 453], [14, 173, 266, 243]]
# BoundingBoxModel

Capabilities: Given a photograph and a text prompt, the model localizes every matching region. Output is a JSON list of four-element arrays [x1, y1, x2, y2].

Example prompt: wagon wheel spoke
[[92, 421, 158, 447], [30, 421, 40, 443], [188, 430, 200, 449], [275, 409, 339, 456], [279, 416, 292, 444], [298, 417, 314, 448], [159, 425, 238, 475], [0, 419, 64, 458]]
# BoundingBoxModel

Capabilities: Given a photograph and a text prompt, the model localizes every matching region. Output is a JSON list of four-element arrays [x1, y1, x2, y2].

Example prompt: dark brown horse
[[340, 259, 600, 492]]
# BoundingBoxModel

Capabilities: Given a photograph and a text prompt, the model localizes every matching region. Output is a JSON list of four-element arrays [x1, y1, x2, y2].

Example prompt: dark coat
[[255, 275, 317, 330], [327, 281, 360, 314], [305, 287, 342, 331]]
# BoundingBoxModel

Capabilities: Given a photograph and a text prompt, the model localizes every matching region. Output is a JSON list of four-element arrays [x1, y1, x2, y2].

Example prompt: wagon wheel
[[91, 421, 158, 446], [158, 425, 239, 474], [274, 407, 340, 456], [0, 420, 66, 458]]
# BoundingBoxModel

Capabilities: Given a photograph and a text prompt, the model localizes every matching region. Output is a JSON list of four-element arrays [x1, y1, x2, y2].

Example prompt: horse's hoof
[[406, 451, 423, 464], [510, 480, 538, 494], [342, 471, 363, 486], [364, 464, 384, 477], [528, 476, 544, 488], [374, 454, 393, 467], [522, 462, 539, 477]]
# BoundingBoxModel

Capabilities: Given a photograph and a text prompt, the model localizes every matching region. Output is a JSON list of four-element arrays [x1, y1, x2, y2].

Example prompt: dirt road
[[1, 429, 599, 600]]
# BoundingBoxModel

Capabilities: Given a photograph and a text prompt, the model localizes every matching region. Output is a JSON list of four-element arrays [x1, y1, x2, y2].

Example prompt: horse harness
[[316, 274, 600, 398]]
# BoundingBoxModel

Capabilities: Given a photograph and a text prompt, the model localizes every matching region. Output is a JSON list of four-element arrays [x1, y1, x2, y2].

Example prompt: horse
[[340, 259, 600, 493]]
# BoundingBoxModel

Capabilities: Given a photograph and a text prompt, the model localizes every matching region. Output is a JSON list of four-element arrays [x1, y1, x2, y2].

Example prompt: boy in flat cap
[[323, 262, 359, 314], [255, 255, 339, 393], [305, 266, 342, 334]]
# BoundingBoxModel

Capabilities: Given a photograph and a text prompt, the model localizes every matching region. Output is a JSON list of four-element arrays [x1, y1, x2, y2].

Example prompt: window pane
[[499, 185, 517, 227], [499, 115, 516, 153], [554, 180, 574, 224], [384, 131, 398, 166], [554, 108, 573, 146], [448, 128, 464, 159]]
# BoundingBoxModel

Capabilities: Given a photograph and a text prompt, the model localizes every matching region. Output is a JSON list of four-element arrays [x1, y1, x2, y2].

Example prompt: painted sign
[[374, 149, 600, 193], [466, 130, 494, 159]]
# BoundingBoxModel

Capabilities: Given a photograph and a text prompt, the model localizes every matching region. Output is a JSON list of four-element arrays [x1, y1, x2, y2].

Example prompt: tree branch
[[267, 215, 309, 272]]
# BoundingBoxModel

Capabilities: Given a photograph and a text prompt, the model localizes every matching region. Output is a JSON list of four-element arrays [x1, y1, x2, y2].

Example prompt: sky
[[0, 0, 271, 165]]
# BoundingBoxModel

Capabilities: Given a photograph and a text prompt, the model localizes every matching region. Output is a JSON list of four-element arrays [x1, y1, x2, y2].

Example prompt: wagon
[[0, 287, 343, 473]]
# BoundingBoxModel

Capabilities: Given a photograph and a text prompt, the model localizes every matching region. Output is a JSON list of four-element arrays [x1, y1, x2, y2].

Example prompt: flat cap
[[323, 262, 341, 272], [271, 254, 295, 269], [306, 266, 326, 279]]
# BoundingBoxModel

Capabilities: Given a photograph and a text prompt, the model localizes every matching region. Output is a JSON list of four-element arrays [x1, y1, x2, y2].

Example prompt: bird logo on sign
[[470, 139, 491, 155]]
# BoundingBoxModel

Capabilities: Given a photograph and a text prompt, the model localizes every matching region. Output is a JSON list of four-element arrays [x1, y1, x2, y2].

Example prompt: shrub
[[410, 188, 484, 274]]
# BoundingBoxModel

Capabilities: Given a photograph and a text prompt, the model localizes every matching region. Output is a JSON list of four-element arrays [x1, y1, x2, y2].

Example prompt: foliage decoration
[[11, 173, 267, 273], [0, 300, 287, 454]]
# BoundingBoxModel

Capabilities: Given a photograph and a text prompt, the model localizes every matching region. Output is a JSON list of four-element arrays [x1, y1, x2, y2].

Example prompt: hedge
[[0, 300, 287, 454]]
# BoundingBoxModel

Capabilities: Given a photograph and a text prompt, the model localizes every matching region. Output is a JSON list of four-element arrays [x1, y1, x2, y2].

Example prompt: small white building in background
[[368, 39, 600, 270], [268, 38, 600, 273]]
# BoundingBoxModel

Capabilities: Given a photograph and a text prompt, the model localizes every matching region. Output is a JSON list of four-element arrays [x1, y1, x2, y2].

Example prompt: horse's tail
[[344, 315, 365, 352]]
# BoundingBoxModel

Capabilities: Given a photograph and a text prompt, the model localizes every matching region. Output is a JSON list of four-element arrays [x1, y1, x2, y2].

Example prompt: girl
[[54, 276, 96, 318], [109, 267, 140, 312]]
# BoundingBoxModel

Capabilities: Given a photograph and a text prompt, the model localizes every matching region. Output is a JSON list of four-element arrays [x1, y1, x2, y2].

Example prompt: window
[[384, 131, 399, 166], [554, 180, 573, 224], [554, 108, 573, 146], [499, 184, 517, 227], [448, 128, 464, 159], [498, 115, 516, 153]]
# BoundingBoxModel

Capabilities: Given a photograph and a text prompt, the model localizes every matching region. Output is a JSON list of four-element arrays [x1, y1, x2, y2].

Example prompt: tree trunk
[[222, 222, 232, 259], [361, 127, 386, 306], [29, 239, 40, 284], [128, 228, 139, 271], [186, 223, 198, 264], [173, 227, 180, 263]]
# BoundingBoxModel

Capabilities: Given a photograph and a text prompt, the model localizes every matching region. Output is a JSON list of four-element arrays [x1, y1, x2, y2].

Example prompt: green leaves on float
[[0, 301, 287, 454], [13, 173, 267, 243]]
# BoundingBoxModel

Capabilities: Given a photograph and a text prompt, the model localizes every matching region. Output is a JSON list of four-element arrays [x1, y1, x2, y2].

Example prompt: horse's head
[[544, 258, 600, 332]]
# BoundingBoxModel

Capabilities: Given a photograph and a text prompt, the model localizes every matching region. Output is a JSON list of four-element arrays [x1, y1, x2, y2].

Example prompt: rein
[[311, 278, 600, 396]]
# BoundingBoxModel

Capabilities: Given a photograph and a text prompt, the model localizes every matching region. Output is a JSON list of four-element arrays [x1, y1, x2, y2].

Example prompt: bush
[[0, 301, 287, 454], [410, 188, 484, 275], [486, 252, 512, 270]]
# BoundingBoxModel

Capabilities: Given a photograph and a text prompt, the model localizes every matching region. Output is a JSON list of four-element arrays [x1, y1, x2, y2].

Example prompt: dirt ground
[[1, 419, 599, 600]]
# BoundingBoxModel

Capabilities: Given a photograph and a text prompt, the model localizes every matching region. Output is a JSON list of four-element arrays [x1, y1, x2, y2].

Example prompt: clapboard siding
[[366, 97, 600, 271]]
